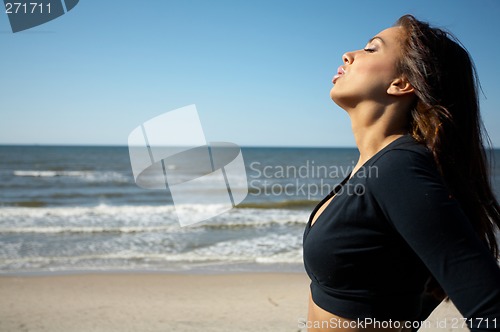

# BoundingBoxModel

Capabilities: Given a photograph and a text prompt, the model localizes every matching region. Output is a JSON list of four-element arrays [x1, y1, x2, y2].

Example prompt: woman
[[303, 15, 500, 331]]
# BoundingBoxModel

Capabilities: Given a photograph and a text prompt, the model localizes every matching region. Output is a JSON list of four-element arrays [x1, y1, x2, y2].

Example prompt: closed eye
[[363, 48, 375, 53]]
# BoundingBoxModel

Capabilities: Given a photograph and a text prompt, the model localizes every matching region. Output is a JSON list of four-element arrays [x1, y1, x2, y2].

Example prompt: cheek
[[358, 61, 397, 81], [354, 62, 398, 93]]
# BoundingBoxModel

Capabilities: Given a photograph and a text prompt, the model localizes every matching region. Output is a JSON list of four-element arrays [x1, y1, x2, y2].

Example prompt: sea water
[[1, 145, 499, 275]]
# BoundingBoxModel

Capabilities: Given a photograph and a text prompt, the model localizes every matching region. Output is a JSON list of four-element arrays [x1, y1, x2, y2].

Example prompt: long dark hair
[[394, 15, 500, 299]]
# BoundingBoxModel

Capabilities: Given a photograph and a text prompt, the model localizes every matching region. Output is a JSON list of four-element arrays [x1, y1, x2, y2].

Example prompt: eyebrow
[[367, 36, 385, 45]]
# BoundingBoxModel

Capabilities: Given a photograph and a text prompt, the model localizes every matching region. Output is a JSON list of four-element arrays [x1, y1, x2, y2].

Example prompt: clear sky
[[1, 0, 499, 147]]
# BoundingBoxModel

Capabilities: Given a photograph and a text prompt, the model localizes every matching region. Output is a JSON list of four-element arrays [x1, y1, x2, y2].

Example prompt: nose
[[342, 51, 354, 65]]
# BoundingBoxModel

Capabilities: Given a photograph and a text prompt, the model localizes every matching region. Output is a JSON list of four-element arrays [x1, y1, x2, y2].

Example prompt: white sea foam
[[0, 225, 177, 234], [0, 204, 308, 273], [0, 204, 308, 230], [13, 170, 129, 183], [0, 233, 304, 271]]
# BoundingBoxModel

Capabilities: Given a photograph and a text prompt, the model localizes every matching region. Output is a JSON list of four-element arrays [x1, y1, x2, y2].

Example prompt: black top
[[303, 135, 500, 331]]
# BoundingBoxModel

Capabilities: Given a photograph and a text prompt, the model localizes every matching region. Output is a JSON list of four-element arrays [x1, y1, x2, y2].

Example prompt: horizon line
[[0, 143, 362, 149]]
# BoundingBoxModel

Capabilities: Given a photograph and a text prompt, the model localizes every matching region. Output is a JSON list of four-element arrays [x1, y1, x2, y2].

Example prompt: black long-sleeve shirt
[[303, 135, 500, 331]]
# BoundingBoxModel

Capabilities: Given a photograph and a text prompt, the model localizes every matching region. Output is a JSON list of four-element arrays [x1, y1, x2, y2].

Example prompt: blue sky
[[1, 0, 499, 147]]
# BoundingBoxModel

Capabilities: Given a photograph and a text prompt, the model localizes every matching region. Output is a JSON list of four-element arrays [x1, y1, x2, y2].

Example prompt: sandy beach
[[0, 272, 468, 332], [1, 272, 310, 332]]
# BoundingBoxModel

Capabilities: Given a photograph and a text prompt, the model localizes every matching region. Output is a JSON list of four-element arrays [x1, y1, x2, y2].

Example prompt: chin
[[330, 86, 340, 104], [329, 85, 336, 99], [330, 87, 350, 111]]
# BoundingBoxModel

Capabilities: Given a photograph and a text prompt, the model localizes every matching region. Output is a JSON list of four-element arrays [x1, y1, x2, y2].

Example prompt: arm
[[369, 149, 500, 331]]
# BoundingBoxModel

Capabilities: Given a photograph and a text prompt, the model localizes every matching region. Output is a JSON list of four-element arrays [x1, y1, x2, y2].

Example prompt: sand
[[0, 272, 468, 332]]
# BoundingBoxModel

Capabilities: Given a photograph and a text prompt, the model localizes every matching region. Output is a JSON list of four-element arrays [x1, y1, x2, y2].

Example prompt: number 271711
[[5, 3, 51, 14]]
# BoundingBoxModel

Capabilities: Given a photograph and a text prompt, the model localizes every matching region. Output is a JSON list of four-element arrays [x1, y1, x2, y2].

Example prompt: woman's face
[[330, 26, 404, 109]]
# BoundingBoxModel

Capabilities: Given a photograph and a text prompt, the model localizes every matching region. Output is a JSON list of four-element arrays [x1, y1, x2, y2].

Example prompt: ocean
[[1, 145, 499, 275]]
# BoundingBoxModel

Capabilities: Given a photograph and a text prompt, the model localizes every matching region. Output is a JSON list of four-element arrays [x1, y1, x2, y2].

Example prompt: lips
[[332, 66, 345, 84]]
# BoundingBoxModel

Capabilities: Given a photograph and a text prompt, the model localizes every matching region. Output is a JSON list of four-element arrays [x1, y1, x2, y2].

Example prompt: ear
[[387, 77, 414, 96]]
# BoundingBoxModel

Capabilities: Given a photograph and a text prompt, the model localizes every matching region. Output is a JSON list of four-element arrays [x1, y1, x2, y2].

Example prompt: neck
[[348, 104, 409, 166]]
